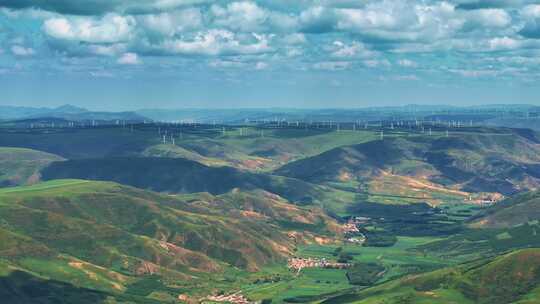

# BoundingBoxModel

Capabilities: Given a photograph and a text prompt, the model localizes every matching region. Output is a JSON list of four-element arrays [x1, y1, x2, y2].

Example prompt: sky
[[0, 0, 539, 110]]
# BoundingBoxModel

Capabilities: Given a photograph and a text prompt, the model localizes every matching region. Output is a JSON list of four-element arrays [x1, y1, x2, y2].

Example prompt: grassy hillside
[[0, 266, 158, 304], [0, 127, 159, 159], [276, 129, 540, 196], [40, 157, 354, 213], [416, 190, 540, 260], [171, 128, 377, 171], [0, 147, 64, 187], [323, 248, 540, 304], [0, 180, 341, 301], [0, 125, 377, 171], [469, 190, 540, 229]]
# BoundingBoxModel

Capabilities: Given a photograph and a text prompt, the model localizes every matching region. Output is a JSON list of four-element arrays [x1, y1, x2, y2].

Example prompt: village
[[342, 217, 368, 244], [204, 292, 251, 304], [287, 257, 352, 272]]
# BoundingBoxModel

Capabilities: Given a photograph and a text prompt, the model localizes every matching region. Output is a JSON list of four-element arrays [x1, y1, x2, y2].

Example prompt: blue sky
[[0, 0, 539, 110]]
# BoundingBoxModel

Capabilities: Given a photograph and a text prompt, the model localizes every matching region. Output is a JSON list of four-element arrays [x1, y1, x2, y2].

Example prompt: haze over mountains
[[2, 104, 540, 130]]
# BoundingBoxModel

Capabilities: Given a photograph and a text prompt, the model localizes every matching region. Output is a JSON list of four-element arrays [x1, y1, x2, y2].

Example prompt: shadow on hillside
[[0, 270, 108, 304]]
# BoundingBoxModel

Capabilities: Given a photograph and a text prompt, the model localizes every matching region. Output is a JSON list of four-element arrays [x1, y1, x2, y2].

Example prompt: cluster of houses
[[342, 217, 369, 244], [205, 292, 250, 304], [287, 257, 352, 272], [466, 193, 504, 206]]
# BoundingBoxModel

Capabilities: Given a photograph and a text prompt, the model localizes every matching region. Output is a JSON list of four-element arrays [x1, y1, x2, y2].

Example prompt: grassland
[[275, 130, 540, 197], [0, 147, 64, 187], [323, 248, 540, 304], [0, 179, 347, 302]]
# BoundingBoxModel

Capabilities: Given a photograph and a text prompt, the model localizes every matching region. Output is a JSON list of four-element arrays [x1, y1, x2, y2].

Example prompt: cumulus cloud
[[11, 45, 35, 56], [139, 8, 202, 37], [0, 0, 210, 15], [255, 61, 268, 70], [208, 59, 245, 68], [520, 4, 540, 38], [363, 59, 391, 68], [281, 33, 306, 45], [299, 6, 337, 33], [43, 14, 135, 43], [88, 43, 127, 56], [210, 1, 297, 32], [158, 30, 272, 56], [489, 36, 522, 50], [2, 0, 540, 83], [211, 2, 268, 32], [465, 8, 511, 28], [117, 52, 140, 64], [331, 41, 376, 58], [398, 59, 417, 68], [313, 61, 351, 71]]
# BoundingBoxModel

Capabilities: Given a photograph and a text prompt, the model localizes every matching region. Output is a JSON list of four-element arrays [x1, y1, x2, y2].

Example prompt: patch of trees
[[346, 263, 385, 286]]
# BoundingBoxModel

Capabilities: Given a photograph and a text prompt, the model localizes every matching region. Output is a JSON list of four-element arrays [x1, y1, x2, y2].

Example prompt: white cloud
[[117, 52, 141, 64], [522, 4, 540, 19], [299, 6, 336, 32], [363, 59, 391, 68], [466, 9, 511, 28], [89, 70, 114, 78], [393, 74, 419, 81], [43, 14, 135, 43], [11, 45, 35, 56], [255, 61, 268, 70], [489, 37, 522, 50], [160, 30, 271, 56], [211, 2, 268, 31], [332, 1, 462, 42], [520, 5, 540, 38], [285, 47, 302, 57], [88, 43, 127, 56], [282, 33, 306, 45], [140, 8, 202, 37], [210, 1, 297, 32], [398, 59, 417, 67], [449, 68, 498, 78], [208, 59, 245, 68], [331, 41, 375, 58], [313, 61, 351, 70]]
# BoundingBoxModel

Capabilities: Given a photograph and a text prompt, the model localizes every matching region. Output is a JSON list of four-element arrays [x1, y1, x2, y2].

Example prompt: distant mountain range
[[137, 104, 540, 124], [1, 104, 539, 128], [0, 104, 146, 122]]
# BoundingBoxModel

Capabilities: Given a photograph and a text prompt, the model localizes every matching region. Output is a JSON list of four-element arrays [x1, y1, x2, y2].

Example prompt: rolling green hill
[[0, 125, 377, 171], [416, 190, 540, 261], [324, 248, 540, 304], [0, 147, 63, 187], [469, 190, 540, 229], [0, 180, 341, 301], [275, 130, 540, 196], [0, 128, 159, 159], [40, 157, 354, 213]]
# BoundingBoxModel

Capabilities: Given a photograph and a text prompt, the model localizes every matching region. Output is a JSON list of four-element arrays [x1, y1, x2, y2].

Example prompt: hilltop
[[0, 147, 63, 187], [276, 129, 540, 197]]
